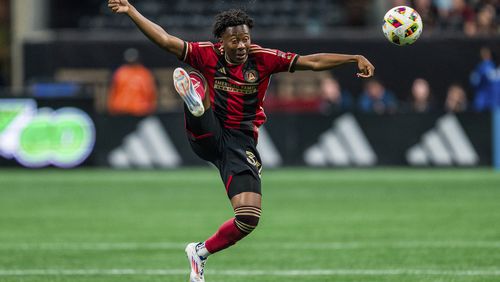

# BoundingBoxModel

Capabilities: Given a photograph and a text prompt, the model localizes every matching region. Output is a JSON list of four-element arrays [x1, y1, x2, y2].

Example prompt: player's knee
[[234, 206, 261, 234]]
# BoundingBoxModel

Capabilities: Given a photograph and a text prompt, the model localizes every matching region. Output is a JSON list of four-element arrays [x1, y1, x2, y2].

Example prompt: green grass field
[[0, 168, 499, 282]]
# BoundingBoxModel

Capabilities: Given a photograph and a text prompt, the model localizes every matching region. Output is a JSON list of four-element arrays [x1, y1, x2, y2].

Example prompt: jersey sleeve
[[181, 41, 216, 71], [251, 45, 299, 74]]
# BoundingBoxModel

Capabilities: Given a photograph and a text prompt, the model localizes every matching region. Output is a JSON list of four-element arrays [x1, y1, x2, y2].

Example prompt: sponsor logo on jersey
[[214, 79, 258, 95]]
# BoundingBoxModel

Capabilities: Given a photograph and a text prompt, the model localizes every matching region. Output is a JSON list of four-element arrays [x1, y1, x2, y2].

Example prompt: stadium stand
[[73, 0, 345, 31]]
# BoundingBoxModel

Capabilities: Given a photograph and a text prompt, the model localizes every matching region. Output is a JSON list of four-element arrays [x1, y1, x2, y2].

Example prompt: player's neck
[[225, 53, 246, 65]]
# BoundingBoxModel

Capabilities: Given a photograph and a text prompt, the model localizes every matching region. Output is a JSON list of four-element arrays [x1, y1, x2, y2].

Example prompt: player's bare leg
[[186, 174, 262, 282], [230, 192, 261, 209]]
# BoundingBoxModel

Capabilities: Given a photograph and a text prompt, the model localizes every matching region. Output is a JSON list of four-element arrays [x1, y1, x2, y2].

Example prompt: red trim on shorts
[[186, 128, 214, 140], [225, 175, 233, 193], [184, 113, 213, 140]]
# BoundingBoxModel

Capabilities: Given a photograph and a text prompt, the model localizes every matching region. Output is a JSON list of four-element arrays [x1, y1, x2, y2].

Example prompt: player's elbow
[[159, 35, 173, 50], [156, 34, 177, 52]]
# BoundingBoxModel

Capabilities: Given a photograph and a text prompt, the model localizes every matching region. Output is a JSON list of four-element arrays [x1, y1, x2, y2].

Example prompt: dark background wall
[[0, 111, 491, 167], [23, 37, 500, 104]]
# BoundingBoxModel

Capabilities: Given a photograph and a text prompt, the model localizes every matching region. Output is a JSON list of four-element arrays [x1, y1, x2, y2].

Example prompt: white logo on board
[[108, 117, 181, 168], [406, 114, 479, 166], [304, 114, 377, 166]]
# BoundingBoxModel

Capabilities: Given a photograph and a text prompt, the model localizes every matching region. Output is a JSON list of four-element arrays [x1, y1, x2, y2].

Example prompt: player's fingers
[[365, 67, 373, 77], [111, 0, 122, 6]]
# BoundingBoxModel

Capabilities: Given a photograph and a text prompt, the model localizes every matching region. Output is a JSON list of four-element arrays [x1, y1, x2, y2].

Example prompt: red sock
[[189, 72, 206, 100], [204, 218, 247, 254]]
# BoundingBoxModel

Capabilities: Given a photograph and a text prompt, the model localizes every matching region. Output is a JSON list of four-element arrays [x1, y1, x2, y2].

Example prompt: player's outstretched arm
[[108, 0, 184, 58], [295, 53, 375, 78]]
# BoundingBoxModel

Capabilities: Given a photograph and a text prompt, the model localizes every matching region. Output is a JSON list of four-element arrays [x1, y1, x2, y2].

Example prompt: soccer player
[[108, 1, 375, 281]]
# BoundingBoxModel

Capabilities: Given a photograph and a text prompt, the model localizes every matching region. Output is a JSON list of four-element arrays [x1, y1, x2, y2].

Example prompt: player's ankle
[[195, 242, 210, 259]]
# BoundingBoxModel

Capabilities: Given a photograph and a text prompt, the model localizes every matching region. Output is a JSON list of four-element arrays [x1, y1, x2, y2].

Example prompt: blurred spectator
[[412, 0, 439, 32], [318, 73, 353, 114], [108, 48, 157, 116], [474, 4, 497, 36], [434, 0, 454, 19], [358, 79, 398, 114], [343, 0, 371, 26], [445, 83, 468, 112], [392, 0, 412, 6], [404, 78, 436, 113], [440, 0, 476, 35], [265, 72, 323, 113], [470, 46, 500, 111]]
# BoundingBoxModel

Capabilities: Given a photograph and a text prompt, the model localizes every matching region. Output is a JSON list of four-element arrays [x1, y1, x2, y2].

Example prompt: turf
[[0, 168, 499, 282]]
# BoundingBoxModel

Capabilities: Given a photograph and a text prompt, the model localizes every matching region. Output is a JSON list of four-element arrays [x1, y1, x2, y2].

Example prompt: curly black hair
[[212, 9, 254, 39]]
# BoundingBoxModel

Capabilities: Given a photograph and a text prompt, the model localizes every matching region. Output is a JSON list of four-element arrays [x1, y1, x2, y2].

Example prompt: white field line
[[0, 241, 500, 251], [2, 170, 493, 183], [0, 269, 500, 277], [0, 242, 186, 251]]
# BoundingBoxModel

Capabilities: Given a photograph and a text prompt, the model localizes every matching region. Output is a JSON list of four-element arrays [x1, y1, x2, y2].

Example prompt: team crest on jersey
[[244, 70, 259, 83]]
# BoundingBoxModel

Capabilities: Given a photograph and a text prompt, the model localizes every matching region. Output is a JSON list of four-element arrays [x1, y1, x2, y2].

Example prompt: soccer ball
[[382, 6, 423, 46]]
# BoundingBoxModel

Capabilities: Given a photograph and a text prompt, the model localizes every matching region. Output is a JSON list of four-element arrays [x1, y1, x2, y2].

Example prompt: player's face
[[221, 25, 251, 64]]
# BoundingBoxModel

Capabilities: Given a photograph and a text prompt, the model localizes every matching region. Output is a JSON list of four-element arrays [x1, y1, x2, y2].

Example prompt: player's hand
[[108, 0, 130, 14], [355, 55, 375, 78]]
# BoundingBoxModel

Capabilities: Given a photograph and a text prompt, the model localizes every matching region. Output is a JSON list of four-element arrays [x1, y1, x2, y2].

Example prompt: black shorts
[[184, 106, 262, 199]]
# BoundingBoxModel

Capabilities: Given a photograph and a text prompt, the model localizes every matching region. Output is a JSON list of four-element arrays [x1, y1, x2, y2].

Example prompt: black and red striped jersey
[[181, 41, 299, 138]]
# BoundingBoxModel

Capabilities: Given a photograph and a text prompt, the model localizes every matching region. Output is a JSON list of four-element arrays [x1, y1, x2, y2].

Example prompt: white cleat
[[173, 67, 205, 117], [185, 242, 207, 282]]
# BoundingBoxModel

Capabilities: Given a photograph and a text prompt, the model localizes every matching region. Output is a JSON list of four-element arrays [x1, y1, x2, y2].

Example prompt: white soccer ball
[[382, 6, 423, 46]]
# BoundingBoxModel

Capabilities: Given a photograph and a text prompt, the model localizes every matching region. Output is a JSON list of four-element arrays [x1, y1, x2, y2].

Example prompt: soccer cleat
[[185, 242, 207, 282], [173, 68, 205, 117]]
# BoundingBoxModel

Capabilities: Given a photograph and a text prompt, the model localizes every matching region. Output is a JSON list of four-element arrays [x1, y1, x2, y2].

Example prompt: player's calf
[[185, 207, 261, 282], [195, 206, 261, 257]]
